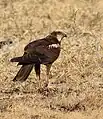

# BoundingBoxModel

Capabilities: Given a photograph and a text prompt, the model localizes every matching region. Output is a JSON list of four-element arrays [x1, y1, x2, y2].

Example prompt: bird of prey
[[11, 31, 67, 86]]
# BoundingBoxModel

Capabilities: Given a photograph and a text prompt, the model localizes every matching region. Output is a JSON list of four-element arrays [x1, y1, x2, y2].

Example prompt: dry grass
[[0, 0, 103, 119]]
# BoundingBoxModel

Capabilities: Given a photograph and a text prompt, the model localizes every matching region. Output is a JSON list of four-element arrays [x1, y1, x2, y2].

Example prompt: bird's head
[[50, 31, 67, 42]]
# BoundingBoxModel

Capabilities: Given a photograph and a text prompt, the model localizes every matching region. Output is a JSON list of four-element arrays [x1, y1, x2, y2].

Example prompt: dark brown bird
[[11, 31, 67, 85]]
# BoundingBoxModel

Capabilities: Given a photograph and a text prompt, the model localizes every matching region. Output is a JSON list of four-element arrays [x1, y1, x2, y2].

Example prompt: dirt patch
[[0, 0, 103, 119]]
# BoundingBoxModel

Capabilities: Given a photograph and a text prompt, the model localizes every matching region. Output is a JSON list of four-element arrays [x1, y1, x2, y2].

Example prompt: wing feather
[[13, 36, 60, 65]]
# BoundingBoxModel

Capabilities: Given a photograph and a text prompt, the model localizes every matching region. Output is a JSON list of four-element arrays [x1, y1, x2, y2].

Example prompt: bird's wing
[[24, 38, 48, 51], [24, 36, 59, 51], [18, 37, 60, 64]]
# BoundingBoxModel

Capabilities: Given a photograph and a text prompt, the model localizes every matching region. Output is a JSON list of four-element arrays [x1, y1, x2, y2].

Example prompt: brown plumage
[[11, 31, 67, 85]]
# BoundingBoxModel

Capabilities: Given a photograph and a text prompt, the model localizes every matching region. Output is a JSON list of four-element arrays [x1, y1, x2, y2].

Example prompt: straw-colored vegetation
[[0, 0, 103, 118]]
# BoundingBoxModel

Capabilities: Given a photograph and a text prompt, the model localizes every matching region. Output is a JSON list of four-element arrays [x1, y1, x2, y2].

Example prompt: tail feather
[[10, 56, 40, 64], [13, 65, 33, 82], [10, 57, 22, 62]]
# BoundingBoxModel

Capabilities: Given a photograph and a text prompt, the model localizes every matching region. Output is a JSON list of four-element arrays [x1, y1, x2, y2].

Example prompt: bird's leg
[[35, 64, 41, 88], [45, 64, 52, 87], [35, 64, 40, 80]]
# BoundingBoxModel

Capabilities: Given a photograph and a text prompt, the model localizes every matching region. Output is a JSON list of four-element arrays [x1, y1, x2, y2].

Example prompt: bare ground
[[0, 0, 103, 119]]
